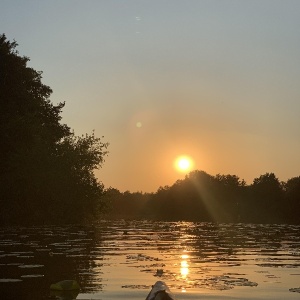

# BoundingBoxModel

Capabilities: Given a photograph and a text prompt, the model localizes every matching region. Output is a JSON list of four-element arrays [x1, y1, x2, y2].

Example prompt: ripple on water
[[18, 264, 44, 268]]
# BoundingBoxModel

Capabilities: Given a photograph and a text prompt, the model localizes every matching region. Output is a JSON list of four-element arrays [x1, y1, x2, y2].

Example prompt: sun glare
[[175, 156, 193, 173]]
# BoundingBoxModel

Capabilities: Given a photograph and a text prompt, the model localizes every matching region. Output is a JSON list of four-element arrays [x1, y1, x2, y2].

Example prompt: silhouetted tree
[[103, 187, 150, 219], [284, 176, 300, 224], [247, 173, 284, 223], [214, 174, 246, 222], [0, 34, 108, 224]]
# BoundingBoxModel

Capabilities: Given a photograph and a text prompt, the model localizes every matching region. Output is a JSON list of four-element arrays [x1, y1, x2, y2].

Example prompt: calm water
[[0, 220, 300, 300]]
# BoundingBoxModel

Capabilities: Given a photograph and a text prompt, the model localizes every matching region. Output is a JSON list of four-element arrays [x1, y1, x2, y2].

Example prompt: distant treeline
[[104, 171, 300, 224]]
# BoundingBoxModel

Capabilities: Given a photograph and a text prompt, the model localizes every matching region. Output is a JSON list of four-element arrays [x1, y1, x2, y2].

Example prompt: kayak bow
[[146, 281, 176, 300]]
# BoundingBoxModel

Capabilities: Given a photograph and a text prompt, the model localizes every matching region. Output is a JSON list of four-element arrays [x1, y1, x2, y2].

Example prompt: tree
[[284, 176, 300, 224], [214, 174, 246, 222], [248, 173, 284, 223], [0, 34, 108, 224]]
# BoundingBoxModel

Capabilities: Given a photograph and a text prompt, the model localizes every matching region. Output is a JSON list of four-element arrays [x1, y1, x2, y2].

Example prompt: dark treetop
[[0, 34, 108, 225]]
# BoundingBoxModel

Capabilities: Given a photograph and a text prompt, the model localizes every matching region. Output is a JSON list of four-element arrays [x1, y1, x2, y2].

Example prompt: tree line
[[104, 171, 300, 224]]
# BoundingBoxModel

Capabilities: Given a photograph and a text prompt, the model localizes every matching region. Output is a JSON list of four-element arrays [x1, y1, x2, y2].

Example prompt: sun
[[175, 156, 194, 172]]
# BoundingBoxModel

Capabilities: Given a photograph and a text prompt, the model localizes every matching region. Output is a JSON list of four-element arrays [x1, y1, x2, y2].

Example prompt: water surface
[[1, 221, 300, 299]]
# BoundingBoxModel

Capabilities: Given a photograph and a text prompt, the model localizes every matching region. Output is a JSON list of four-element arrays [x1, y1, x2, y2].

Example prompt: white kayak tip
[[146, 281, 176, 300]]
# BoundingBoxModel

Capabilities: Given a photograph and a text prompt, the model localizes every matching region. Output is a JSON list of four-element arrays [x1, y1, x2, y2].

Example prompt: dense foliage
[[0, 34, 108, 225], [105, 171, 300, 224]]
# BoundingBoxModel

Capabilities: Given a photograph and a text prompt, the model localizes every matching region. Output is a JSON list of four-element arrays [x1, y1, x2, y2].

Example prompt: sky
[[1, 0, 300, 192]]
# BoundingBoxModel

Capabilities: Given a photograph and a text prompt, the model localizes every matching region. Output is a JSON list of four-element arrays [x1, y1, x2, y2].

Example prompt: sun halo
[[175, 156, 193, 173]]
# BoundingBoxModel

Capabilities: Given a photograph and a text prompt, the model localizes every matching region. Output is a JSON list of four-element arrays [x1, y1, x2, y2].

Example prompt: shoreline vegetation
[[104, 171, 300, 224], [1, 34, 300, 226]]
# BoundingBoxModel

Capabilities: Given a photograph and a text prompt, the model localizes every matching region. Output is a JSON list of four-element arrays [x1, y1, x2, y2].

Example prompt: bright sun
[[175, 156, 194, 172]]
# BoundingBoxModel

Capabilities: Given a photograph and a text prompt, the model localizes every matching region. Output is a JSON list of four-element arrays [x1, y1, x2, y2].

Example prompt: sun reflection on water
[[180, 253, 189, 279]]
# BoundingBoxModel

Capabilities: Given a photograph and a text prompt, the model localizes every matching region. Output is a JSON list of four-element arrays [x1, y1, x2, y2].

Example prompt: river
[[0, 220, 300, 300]]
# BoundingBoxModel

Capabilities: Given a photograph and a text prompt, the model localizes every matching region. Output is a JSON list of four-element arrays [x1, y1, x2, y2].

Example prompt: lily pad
[[21, 274, 44, 278]]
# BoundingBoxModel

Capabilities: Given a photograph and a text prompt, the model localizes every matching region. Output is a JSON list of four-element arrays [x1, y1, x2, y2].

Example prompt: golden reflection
[[180, 253, 189, 279]]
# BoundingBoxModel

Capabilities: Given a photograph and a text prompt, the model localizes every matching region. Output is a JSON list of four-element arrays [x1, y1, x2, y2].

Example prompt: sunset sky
[[1, 1, 300, 192]]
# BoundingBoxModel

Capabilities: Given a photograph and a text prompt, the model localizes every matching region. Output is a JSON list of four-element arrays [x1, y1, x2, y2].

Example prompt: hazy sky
[[1, 0, 300, 192]]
